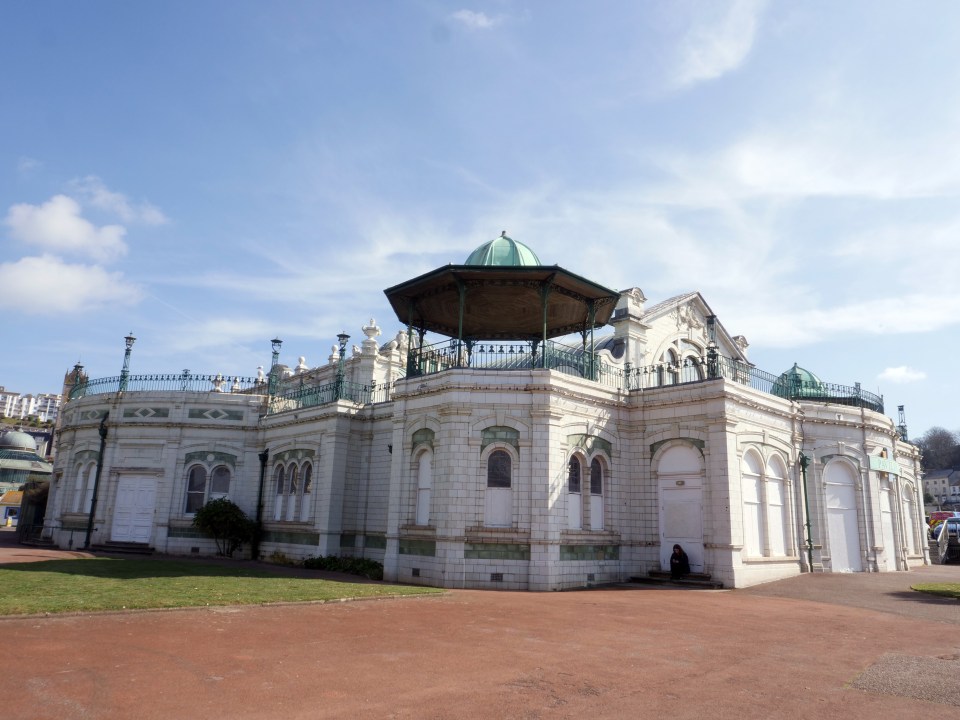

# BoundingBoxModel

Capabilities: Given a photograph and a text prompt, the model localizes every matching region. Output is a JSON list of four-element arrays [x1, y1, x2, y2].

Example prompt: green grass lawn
[[0, 558, 442, 616], [911, 582, 960, 600]]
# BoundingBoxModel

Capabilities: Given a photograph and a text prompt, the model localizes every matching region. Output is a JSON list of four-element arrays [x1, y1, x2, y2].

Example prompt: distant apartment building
[[0, 387, 18, 417], [0, 386, 62, 423], [923, 469, 960, 508]]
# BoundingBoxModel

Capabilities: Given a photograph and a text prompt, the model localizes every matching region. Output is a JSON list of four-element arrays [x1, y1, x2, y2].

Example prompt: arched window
[[72, 464, 85, 512], [273, 465, 285, 521], [185, 466, 208, 513], [765, 455, 788, 556], [300, 463, 313, 522], [487, 450, 511, 488], [210, 466, 231, 499], [272, 461, 312, 523], [485, 449, 513, 527], [415, 451, 433, 526], [72, 462, 97, 513], [666, 349, 679, 385], [285, 463, 299, 521], [184, 464, 233, 514], [567, 456, 582, 530], [589, 458, 604, 531], [741, 451, 765, 557]]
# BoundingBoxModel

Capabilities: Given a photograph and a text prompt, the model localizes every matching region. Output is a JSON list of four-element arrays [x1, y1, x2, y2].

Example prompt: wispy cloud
[[450, 9, 500, 30], [0, 254, 142, 314], [673, 0, 765, 88], [69, 176, 169, 225], [17, 157, 40, 174], [4, 194, 128, 262], [878, 366, 927, 384]]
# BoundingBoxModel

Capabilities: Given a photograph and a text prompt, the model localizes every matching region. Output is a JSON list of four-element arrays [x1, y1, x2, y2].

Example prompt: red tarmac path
[[1, 528, 958, 720]]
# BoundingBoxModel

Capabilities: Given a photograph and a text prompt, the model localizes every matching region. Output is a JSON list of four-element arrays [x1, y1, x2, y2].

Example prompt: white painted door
[[111, 476, 157, 543], [825, 465, 862, 572], [880, 488, 897, 571], [660, 486, 704, 573]]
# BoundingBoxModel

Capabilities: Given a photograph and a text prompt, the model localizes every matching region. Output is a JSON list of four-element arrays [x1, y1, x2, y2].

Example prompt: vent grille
[[490, 572, 503, 582]]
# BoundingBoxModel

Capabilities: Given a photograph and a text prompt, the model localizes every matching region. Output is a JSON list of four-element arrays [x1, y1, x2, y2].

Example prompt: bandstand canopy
[[384, 235, 621, 342]]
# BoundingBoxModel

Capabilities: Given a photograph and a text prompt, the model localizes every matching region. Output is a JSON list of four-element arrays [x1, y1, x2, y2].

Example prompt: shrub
[[302, 555, 384, 580], [192, 498, 256, 558]]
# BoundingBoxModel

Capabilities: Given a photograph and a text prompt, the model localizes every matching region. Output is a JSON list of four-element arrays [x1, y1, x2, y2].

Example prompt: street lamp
[[268, 338, 283, 396], [335, 331, 349, 400], [119, 332, 136, 392]]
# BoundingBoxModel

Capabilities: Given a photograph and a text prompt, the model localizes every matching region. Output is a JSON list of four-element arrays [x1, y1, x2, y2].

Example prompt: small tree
[[192, 498, 256, 558]]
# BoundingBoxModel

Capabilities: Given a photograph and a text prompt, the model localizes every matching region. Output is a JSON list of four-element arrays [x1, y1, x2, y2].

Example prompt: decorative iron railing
[[407, 339, 604, 381], [266, 380, 372, 414], [69, 373, 263, 399], [68, 346, 883, 416]]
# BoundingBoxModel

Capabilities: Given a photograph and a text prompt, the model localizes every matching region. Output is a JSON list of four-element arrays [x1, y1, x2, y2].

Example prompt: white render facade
[[44, 286, 926, 590]]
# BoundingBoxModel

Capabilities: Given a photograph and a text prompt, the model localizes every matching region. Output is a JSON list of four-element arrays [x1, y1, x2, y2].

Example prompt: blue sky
[[1, 1, 957, 437]]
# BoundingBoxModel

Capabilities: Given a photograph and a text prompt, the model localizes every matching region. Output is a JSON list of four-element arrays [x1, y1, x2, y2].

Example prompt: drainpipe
[[253, 448, 269, 560], [83, 412, 109, 549], [799, 452, 814, 572]]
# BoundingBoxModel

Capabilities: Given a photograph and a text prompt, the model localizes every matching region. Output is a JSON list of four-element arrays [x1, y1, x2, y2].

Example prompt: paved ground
[[1, 528, 958, 720]]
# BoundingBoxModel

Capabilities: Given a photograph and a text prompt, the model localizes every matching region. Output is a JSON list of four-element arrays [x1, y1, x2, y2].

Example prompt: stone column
[[527, 401, 566, 591]]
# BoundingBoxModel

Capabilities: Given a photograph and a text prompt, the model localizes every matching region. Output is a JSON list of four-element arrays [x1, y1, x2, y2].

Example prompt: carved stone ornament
[[675, 303, 704, 332]]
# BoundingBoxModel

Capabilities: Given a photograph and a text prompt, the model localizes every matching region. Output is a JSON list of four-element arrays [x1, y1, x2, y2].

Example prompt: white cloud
[[450, 9, 499, 30], [735, 292, 960, 348], [4, 195, 128, 262], [0, 254, 142, 314], [673, 0, 765, 88], [878, 366, 927, 384], [68, 176, 169, 225], [17, 157, 40, 174]]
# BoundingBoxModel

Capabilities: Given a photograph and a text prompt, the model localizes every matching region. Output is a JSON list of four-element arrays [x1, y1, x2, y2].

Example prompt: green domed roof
[[465, 232, 541, 267], [772, 363, 825, 400]]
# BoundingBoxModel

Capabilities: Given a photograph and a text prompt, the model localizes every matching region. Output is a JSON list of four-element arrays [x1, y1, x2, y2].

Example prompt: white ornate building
[[43, 236, 926, 588]]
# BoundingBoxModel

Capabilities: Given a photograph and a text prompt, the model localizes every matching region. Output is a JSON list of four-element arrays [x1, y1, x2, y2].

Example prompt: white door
[[824, 464, 862, 572], [660, 486, 704, 573], [111, 476, 157, 543], [658, 446, 704, 573], [880, 488, 897, 571]]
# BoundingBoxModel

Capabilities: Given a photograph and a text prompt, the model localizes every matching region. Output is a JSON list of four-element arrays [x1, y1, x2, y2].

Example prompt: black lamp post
[[799, 452, 814, 572], [253, 448, 269, 560], [83, 412, 109, 549], [335, 331, 349, 400], [119, 332, 136, 392], [268, 338, 283, 396]]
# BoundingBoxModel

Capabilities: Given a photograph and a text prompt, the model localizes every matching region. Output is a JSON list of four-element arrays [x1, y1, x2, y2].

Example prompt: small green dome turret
[[772, 363, 825, 400], [465, 232, 542, 267]]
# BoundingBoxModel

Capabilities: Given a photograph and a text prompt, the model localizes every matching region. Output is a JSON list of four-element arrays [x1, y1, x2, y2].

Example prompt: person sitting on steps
[[670, 544, 690, 580]]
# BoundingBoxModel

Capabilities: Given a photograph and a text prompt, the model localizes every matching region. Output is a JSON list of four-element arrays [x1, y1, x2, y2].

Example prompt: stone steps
[[629, 570, 724, 590], [91, 541, 155, 556]]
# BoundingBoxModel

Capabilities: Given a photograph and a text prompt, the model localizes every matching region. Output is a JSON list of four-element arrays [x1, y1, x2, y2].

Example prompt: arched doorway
[[823, 461, 862, 572], [657, 445, 704, 573]]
